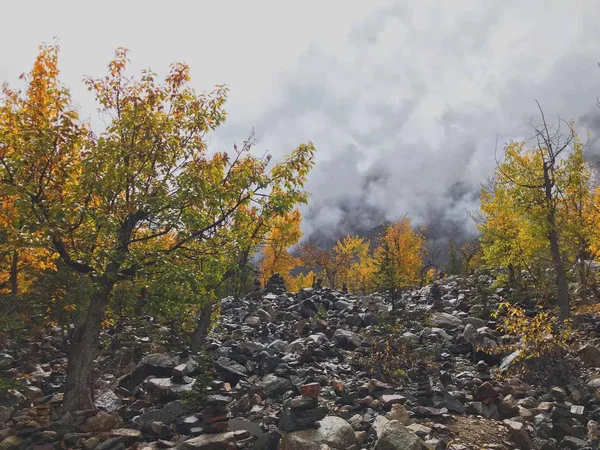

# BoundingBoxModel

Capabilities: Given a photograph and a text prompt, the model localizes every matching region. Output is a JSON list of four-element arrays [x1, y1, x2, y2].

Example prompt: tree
[[299, 242, 339, 288], [0, 44, 315, 410], [445, 239, 463, 276], [456, 240, 482, 275], [478, 107, 589, 319], [373, 217, 425, 297], [333, 235, 375, 293], [259, 209, 303, 287]]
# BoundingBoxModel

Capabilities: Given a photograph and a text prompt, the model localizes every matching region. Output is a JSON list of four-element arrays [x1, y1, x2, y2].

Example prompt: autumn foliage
[[0, 43, 315, 410]]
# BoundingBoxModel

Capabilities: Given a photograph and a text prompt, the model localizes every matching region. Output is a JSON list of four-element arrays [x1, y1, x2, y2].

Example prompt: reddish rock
[[300, 383, 321, 398]]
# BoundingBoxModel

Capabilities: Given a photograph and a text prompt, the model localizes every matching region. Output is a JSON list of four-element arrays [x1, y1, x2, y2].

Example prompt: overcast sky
[[2, 1, 600, 242]]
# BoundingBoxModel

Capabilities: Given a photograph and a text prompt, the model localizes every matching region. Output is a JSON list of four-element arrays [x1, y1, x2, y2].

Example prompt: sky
[[2, 0, 600, 243]]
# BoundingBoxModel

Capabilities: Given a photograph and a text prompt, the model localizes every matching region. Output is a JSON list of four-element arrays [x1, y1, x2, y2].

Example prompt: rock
[[374, 420, 422, 450], [474, 381, 499, 403], [82, 412, 121, 432], [83, 437, 100, 449], [146, 377, 195, 399], [244, 316, 261, 327], [279, 416, 358, 450], [0, 354, 14, 370], [579, 344, 600, 367], [0, 389, 25, 408], [0, 436, 22, 450], [334, 300, 352, 311], [300, 383, 321, 398], [389, 404, 411, 426], [550, 386, 567, 401], [174, 432, 237, 450], [406, 423, 431, 438], [381, 394, 406, 409], [429, 312, 462, 328], [136, 400, 187, 425], [279, 396, 328, 432], [332, 329, 362, 349], [259, 374, 292, 398], [95, 436, 127, 450], [499, 350, 521, 373], [0, 406, 14, 423], [256, 309, 272, 323], [432, 391, 465, 413], [503, 419, 533, 450], [119, 353, 175, 391], [372, 416, 390, 438], [95, 390, 122, 412], [462, 317, 486, 328], [560, 436, 588, 449], [227, 418, 264, 438]]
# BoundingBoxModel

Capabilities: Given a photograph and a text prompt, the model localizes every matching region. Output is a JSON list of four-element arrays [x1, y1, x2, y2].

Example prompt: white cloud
[[2, 0, 600, 241]]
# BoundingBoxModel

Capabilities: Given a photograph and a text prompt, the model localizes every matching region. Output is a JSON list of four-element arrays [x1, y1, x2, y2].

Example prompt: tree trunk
[[191, 302, 214, 353], [10, 250, 18, 295], [62, 282, 113, 411], [549, 228, 570, 319]]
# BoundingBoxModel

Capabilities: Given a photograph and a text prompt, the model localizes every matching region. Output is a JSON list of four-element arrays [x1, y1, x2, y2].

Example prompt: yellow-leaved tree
[[333, 235, 375, 293], [478, 111, 591, 318], [259, 209, 303, 288], [373, 217, 425, 296], [0, 44, 315, 410]]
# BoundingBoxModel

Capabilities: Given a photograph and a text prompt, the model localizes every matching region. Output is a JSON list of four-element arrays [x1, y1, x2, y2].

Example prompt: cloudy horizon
[[2, 0, 600, 243]]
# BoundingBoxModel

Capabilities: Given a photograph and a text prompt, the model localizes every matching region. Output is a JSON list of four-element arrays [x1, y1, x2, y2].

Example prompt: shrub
[[181, 351, 214, 407], [351, 323, 434, 384], [484, 302, 577, 383]]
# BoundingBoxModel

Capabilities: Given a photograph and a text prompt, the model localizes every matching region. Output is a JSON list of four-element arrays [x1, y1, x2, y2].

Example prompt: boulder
[[118, 353, 175, 391], [332, 329, 361, 350], [503, 419, 533, 450], [279, 416, 358, 450], [135, 400, 187, 426], [579, 344, 600, 367], [374, 420, 422, 450], [429, 312, 462, 328], [260, 374, 292, 398]]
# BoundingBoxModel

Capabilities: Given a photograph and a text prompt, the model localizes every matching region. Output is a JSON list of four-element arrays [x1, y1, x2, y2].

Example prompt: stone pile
[[3, 273, 600, 449]]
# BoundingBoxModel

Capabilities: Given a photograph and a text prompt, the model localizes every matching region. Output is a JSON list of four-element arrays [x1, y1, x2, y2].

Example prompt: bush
[[351, 323, 434, 384], [484, 302, 578, 383]]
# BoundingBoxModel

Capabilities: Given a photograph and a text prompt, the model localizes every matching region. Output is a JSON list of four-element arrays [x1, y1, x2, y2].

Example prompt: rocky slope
[[2, 273, 600, 449]]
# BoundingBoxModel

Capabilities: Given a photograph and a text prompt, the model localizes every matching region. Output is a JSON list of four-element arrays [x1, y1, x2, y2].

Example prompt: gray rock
[[279, 396, 328, 431], [503, 419, 533, 450], [260, 374, 292, 398], [560, 436, 588, 449], [433, 391, 465, 413], [135, 400, 187, 425], [332, 329, 361, 349], [0, 389, 25, 408], [146, 377, 195, 399], [0, 353, 14, 370], [279, 416, 358, 450], [462, 316, 486, 328], [0, 406, 14, 423], [174, 432, 236, 450], [429, 312, 462, 328], [499, 350, 521, 373], [118, 353, 175, 391], [374, 420, 422, 450], [95, 390, 122, 412]]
